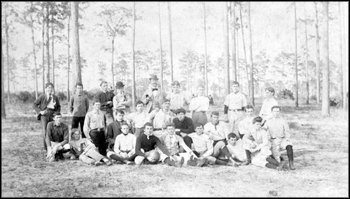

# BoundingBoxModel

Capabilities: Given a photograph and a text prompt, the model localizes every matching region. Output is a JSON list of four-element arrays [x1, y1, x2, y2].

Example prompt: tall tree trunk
[[294, 2, 299, 107], [239, 3, 249, 95], [314, 2, 321, 104], [132, 2, 136, 110], [158, 2, 163, 89], [46, 3, 50, 83], [111, 37, 115, 87], [248, 2, 254, 105], [338, 2, 343, 108], [203, 2, 208, 96], [223, 2, 230, 96], [321, 2, 330, 116], [30, 2, 38, 99], [4, 3, 10, 103], [341, 2, 348, 109], [71, 2, 82, 93], [42, 4, 45, 92], [2, 43, 6, 118], [67, 14, 71, 101], [230, 2, 237, 81], [168, 2, 174, 82], [51, 9, 55, 88], [304, 5, 309, 104], [236, 26, 241, 84]]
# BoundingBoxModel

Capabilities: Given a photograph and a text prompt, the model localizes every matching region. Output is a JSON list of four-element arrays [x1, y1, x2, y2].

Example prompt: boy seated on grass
[[69, 128, 112, 166], [107, 122, 137, 165]]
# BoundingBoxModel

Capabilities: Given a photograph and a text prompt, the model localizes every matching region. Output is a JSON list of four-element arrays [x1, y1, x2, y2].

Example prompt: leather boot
[[289, 160, 296, 170]]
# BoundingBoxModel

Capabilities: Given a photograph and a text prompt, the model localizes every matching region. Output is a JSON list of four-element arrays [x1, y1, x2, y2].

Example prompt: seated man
[[238, 105, 255, 139], [172, 108, 194, 150], [134, 122, 182, 166], [264, 106, 295, 170], [125, 101, 148, 138], [148, 100, 175, 138], [106, 110, 128, 151], [107, 122, 137, 165], [69, 128, 112, 166], [159, 123, 198, 167], [243, 116, 284, 170], [204, 111, 230, 145], [46, 112, 70, 162], [218, 133, 246, 163], [188, 124, 237, 166]]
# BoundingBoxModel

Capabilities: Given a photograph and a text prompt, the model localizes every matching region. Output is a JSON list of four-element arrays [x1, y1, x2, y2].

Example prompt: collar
[[54, 122, 61, 127]]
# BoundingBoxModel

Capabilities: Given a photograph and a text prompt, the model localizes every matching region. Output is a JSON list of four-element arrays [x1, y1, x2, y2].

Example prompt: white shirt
[[149, 109, 175, 129], [259, 98, 278, 120], [238, 116, 254, 135], [114, 133, 136, 154], [168, 92, 190, 110], [125, 111, 149, 128], [203, 121, 229, 141], [189, 96, 209, 112], [224, 92, 247, 110], [188, 133, 213, 157]]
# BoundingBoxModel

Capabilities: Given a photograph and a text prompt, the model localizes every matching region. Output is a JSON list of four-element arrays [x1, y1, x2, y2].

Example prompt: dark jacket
[[33, 94, 61, 120]]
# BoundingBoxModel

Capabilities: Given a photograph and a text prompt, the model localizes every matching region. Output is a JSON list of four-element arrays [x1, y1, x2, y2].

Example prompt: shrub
[[16, 91, 35, 103], [277, 89, 295, 100], [57, 91, 67, 101]]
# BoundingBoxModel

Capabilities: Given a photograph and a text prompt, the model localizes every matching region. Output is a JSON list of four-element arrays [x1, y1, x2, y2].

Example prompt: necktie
[[48, 94, 52, 102]]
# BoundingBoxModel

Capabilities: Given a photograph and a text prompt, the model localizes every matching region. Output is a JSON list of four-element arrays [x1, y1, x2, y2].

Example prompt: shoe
[[94, 161, 103, 166], [105, 160, 112, 166], [186, 156, 198, 167], [196, 158, 207, 167], [166, 158, 176, 166], [241, 161, 250, 166], [124, 160, 135, 165], [175, 157, 184, 167], [289, 160, 296, 170]]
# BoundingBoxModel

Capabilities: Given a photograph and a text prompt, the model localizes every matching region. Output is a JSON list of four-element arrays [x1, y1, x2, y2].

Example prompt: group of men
[[33, 74, 295, 170]]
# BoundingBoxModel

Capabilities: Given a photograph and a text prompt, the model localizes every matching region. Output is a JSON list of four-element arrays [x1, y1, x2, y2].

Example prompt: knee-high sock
[[245, 150, 252, 163], [286, 145, 294, 161], [220, 146, 232, 159]]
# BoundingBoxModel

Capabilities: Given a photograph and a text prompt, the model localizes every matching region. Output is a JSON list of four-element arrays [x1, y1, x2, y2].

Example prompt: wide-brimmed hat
[[116, 81, 125, 89], [149, 74, 159, 80]]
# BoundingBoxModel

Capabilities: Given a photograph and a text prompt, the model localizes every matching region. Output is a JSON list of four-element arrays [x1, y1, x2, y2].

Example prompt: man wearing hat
[[142, 74, 167, 113], [113, 81, 132, 115], [259, 87, 278, 123], [33, 82, 61, 151]]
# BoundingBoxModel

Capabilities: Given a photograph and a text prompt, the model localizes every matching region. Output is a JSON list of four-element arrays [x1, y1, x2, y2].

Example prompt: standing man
[[83, 100, 107, 156], [167, 80, 190, 112], [223, 81, 248, 137], [46, 113, 70, 162], [148, 100, 175, 138], [95, 80, 114, 125], [189, 86, 210, 127], [69, 82, 89, 138], [142, 74, 167, 113], [259, 87, 278, 124], [33, 82, 61, 151], [113, 81, 132, 115]]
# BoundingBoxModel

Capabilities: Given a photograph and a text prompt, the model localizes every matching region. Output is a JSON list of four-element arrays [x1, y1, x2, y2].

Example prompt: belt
[[194, 111, 206, 113], [229, 109, 242, 112]]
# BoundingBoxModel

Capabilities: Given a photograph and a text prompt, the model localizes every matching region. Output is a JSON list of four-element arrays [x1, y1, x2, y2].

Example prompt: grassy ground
[[1, 100, 348, 197]]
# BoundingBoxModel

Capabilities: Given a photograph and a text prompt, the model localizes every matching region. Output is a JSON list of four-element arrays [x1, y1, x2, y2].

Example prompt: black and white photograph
[[1, 1, 349, 197]]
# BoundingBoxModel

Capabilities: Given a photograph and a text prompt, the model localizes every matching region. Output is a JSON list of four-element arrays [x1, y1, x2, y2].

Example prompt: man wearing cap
[[223, 81, 247, 137], [95, 80, 114, 125], [148, 99, 175, 138], [189, 86, 210, 128], [167, 80, 190, 112], [113, 81, 132, 115], [33, 82, 61, 151], [259, 87, 278, 123], [142, 74, 167, 113]]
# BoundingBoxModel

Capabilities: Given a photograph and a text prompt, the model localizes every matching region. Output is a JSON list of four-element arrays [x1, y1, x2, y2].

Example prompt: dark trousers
[[72, 116, 86, 138], [41, 115, 53, 151], [179, 136, 193, 152], [89, 129, 107, 156]]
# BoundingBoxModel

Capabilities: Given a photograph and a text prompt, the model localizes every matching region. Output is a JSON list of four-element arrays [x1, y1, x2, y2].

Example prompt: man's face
[[231, 84, 240, 93], [246, 108, 254, 117], [116, 89, 124, 97], [253, 122, 262, 130], [211, 115, 219, 124], [116, 112, 124, 121], [195, 126, 204, 135], [101, 83, 108, 92], [150, 79, 158, 88], [144, 125, 153, 136], [228, 137, 238, 146], [172, 85, 180, 93], [271, 108, 280, 118], [45, 85, 54, 95], [265, 90, 274, 98], [76, 85, 83, 94], [136, 104, 144, 112], [176, 112, 185, 121], [93, 102, 101, 111], [162, 102, 170, 110], [121, 125, 129, 134], [166, 126, 175, 135], [72, 131, 80, 140], [54, 115, 62, 125]]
